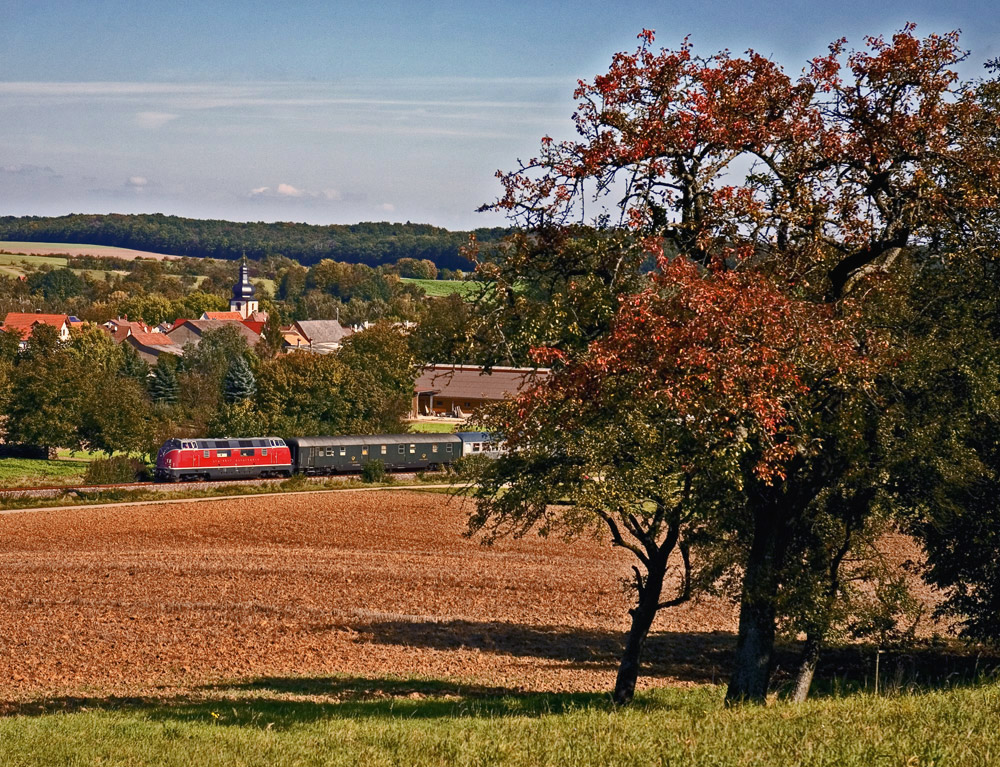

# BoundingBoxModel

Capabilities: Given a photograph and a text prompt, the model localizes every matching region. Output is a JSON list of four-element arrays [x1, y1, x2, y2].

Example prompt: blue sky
[[1, 0, 997, 230]]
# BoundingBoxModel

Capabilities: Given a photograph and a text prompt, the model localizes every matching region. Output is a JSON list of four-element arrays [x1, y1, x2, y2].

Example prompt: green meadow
[[1, 679, 998, 767]]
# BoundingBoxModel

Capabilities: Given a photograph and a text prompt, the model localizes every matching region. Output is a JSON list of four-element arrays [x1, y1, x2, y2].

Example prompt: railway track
[[0, 473, 424, 500]]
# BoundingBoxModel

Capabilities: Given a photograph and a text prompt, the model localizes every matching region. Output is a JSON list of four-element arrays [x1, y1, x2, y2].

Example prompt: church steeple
[[230, 257, 259, 319]]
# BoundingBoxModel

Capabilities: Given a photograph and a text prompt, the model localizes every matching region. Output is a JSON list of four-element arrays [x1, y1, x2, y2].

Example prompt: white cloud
[[248, 183, 346, 202], [135, 111, 179, 129], [276, 182, 304, 197], [125, 176, 149, 193]]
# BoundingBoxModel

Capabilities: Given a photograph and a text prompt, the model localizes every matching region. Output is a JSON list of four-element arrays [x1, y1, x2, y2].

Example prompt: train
[[154, 432, 498, 482]]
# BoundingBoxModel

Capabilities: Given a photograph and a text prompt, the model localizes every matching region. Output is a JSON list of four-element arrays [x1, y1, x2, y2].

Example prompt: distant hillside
[[0, 214, 508, 270]]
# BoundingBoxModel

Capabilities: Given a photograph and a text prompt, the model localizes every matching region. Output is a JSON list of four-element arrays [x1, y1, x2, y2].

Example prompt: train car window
[[361, 447, 369, 456], [381, 445, 387, 455], [432, 444, 438, 453], [241, 449, 254, 457], [409, 444, 416, 454], [446, 444, 453, 453], [337, 447, 344, 456], [473, 443, 481, 452], [261, 448, 268, 456], [203, 450, 210, 458], [217, 450, 230, 458], [239, 440, 253, 448], [398, 445, 405, 455], [325, 447, 334, 457]]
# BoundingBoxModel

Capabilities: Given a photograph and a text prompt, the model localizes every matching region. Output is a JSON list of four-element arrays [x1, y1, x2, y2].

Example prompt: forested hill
[[0, 214, 508, 270]]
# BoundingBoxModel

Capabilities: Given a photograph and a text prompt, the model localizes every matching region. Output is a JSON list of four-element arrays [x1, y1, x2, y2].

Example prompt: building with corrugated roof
[[412, 364, 548, 417]]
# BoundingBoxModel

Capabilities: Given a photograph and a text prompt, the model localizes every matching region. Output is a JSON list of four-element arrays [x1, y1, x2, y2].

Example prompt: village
[[0, 259, 542, 425]]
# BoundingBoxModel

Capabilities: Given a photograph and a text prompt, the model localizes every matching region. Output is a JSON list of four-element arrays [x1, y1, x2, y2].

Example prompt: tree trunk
[[613, 553, 668, 705], [726, 501, 784, 705], [790, 631, 822, 703]]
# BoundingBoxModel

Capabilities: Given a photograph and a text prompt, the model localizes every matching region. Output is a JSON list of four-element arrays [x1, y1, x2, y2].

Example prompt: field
[[0, 241, 180, 261], [401, 277, 479, 298], [0, 457, 90, 488], [0, 489, 992, 764], [0, 252, 127, 281]]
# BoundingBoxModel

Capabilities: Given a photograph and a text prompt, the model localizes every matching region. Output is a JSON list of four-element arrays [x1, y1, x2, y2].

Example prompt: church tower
[[230, 259, 259, 319]]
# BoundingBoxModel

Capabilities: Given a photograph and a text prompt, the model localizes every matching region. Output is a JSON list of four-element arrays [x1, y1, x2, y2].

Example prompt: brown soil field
[[0, 242, 179, 261], [0, 490, 944, 704]]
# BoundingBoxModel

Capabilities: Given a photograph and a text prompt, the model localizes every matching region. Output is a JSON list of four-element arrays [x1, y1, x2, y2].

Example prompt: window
[[473, 443, 481, 452], [239, 440, 253, 448], [326, 447, 335, 457], [361, 447, 369, 456], [261, 448, 268, 457], [217, 450, 231, 458], [409, 444, 416, 454], [241, 449, 254, 457], [381, 445, 387, 455], [339, 447, 346, 456], [432, 444, 438, 453], [203, 450, 210, 458], [446, 444, 452, 453], [398, 445, 405, 455]]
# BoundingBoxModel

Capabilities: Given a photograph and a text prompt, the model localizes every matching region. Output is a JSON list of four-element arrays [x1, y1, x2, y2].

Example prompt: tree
[[149, 359, 180, 404], [5, 324, 87, 450], [471, 26, 1000, 704], [223, 355, 257, 403], [119, 342, 151, 384]]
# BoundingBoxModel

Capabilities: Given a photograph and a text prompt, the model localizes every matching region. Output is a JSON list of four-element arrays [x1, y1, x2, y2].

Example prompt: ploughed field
[[0, 491, 937, 704]]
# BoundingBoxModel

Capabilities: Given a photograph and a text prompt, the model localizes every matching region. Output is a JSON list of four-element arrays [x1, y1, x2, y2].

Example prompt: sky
[[0, 0, 997, 231]]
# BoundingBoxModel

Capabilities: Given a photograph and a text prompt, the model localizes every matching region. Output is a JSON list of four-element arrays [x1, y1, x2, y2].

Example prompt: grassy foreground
[[1, 679, 997, 766]]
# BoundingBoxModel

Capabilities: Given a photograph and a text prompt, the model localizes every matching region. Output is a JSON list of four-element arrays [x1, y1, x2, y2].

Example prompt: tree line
[[0, 322, 416, 460], [0, 214, 507, 271]]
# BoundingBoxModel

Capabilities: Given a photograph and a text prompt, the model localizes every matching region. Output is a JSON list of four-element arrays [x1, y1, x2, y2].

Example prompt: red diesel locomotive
[[155, 437, 293, 481]]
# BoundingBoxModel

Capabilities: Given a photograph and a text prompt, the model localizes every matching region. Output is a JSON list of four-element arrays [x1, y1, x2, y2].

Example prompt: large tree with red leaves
[[468, 26, 1000, 704]]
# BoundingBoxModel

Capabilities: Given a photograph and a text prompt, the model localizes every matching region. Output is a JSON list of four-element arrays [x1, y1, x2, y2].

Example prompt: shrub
[[361, 459, 387, 483], [84, 456, 150, 485]]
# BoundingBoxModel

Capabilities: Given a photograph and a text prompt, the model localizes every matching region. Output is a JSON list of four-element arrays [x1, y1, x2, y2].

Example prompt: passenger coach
[[287, 434, 462, 474], [155, 437, 293, 481]]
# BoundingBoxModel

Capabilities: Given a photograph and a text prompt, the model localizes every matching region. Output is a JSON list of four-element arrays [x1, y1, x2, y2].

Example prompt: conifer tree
[[223, 355, 257, 403], [119, 342, 150, 384], [149, 360, 179, 404]]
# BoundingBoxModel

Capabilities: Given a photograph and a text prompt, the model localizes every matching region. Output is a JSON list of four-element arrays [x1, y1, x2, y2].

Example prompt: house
[[292, 320, 353, 353], [1, 312, 71, 347], [166, 318, 261, 348], [411, 364, 549, 418], [281, 325, 309, 350], [201, 311, 245, 321], [102, 316, 152, 343], [124, 332, 186, 365]]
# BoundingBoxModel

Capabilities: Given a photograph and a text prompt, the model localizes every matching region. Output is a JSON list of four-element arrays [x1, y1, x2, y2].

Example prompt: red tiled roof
[[2, 312, 69, 339], [242, 320, 266, 335], [203, 311, 244, 321], [129, 331, 177, 347]]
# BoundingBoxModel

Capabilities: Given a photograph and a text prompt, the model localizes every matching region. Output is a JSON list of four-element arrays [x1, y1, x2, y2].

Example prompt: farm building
[[124, 332, 186, 365], [291, 320, 354, 353], [411, 364, 548, 417], [167, 318, 261, 348]]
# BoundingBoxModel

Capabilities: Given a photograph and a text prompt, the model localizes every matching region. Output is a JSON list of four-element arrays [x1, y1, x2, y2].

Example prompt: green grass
[[408, 421, 460, 433], [2, 678, 999, 765], [0, 458, 90, 488], [401, 277, 479, 299]]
